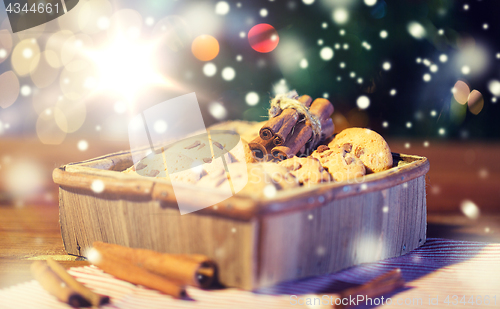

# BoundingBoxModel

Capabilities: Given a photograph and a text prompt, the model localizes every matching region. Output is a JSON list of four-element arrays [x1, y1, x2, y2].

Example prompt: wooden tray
[[53, 150, 429, 290]]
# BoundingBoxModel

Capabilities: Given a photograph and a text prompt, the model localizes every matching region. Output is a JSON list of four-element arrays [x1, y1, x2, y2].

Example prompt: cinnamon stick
[[88, 247, 187, 298], [271, 121, 313, 160], [272, 95, 313, 146], [93, 242, 216, 289], [321, 117, 334, 141], [31, 261, 92, 308], [248, 136, 275, 161], [309, 98, 334, 121], [46, 258, 110, 307]]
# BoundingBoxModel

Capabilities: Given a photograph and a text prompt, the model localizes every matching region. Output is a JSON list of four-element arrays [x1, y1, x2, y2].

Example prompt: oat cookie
[[328, 128, 393, 173], [278, 157, 331, 185], [311, 145, 366, 182]]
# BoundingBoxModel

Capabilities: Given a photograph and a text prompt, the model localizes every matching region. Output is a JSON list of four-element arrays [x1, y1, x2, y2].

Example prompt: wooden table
[[0, 138, 499, 289]]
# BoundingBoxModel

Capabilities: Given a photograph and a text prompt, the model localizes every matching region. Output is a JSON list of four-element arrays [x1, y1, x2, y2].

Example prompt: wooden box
[[53, 150, 429, 290]]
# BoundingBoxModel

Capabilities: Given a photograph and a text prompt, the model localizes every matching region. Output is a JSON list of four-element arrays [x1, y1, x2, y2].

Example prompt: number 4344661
[[444, 295, 496, 306], [5, 2, 59, 14]]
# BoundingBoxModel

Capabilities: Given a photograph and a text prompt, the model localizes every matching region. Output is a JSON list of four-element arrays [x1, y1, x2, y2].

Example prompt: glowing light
[[97, 17, 110, 30], [145, 17, 154, 26], [221, 67, 236, 81], [323, 93, 329, 98], [333, 8, 349, 25], [203, 63, 217, 77], [430, 64, 438, 72], [339, 62, 345, 68], [0, 49, 6, 58], [382, 206, 388, 213], [468, 90, 484, 115], [339, 29, 345, 36], [423, 59, 430, 66], [460, 200, 480, 219], [364, 0, 377, 6], [438, 29, 444, 35], [209, 102, 227, 120], [317, 39, 323, 45], [423, 74, 431, 82], [380, 30, 388, 38], [12, 39, 40, 76], [424, 141, 429, 147], [248, 23, 279, 53], [406, 122, 412, 128], [260, 8, 268, 17], [357, 96, 370, 109], [20, 85, 31, 97], [91, 180, 105, 194], [416, 58, 422, 63], [453, 80, 470, 105], [390, 89, 396, 96], [382, 62, 391, 70], [357, 78, 363, 84], [114, 101, 127, 114], [430, 110, 437, 117], [461, 66, 470, 75], [239, 31, 246, 38], [350, 72, 355, 78], [343, 43, 349, 50], [487, 80, 500, 96], [192, 35, 220, 61], [76, 140, 88, 152], [483, 24, 488, 30], [154, 120, 168, 134], [319, 47, 334, 61], [407, 21, 426, 39], [405, 143, 410, 149], [335, 43, 340, 49], [438, 128, 445, 135], [299, 58, 308, 69], [382, 121, 388, 128], [321, 22, 328, 29], [236, 55, 243, 61], [86, 37, 166, 99], [215, 1, 230, 15], [263, 184, 277, 198], [463, 4, 469, 10], [303, 0, 314, 4], [245, 92, 259, 106], [439, 54, 448, 62]]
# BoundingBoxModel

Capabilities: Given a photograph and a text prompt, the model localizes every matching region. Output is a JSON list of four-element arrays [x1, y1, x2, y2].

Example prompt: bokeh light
[[79, 0, 113, 35], [192, 35, 220, 61], [356, 96, 370, 109], [0, 29, 13, 65], [0, 71, 20, 109], [203, 62, 217, 77], [215, 1, 230, 15], [467, 90, 484, 115], [460, 200, 480, 219], [453, 80, 470, 105], [36, 108, 67, 145], [78, 140, 89, 151], [332, 8, 349, 25], [320, 47, 334, 61], [55, 97, 87, 133], [11, 39, 40, 76], [209, 102, 227, 120], [245, 92, 259, 106], [248, 23, 279, 53], [407, 21, 426, 39], [487, 80, 500, 96], [221, 67, 236, 81]]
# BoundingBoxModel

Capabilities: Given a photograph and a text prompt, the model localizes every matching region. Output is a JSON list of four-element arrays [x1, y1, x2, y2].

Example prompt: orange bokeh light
[[191, 35, 219, 61]]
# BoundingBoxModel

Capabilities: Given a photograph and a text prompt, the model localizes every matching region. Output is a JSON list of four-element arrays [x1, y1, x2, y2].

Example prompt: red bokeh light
[[248, 23, 279, 53]]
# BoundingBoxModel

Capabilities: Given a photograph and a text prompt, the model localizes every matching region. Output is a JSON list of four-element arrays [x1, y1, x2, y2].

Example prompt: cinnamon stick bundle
[[259, 95, 312, 142], [88, 246, 187, 298], [92, 242, 216, 289], [272, 98, 334, 160]]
